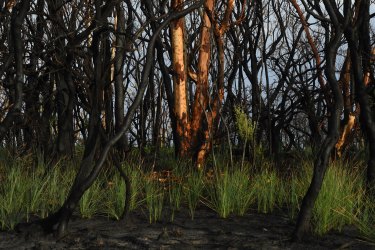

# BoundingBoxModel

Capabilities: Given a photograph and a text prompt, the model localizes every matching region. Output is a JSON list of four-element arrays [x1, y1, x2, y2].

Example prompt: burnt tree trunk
[[40, 2, 204, 237], [344, 0, 375, 192], [293, 18, 344, 241], [0, 0, 31, 140]]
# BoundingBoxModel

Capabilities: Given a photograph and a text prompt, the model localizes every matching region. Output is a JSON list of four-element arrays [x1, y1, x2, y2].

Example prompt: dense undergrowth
[[0, 148, 374, 241]]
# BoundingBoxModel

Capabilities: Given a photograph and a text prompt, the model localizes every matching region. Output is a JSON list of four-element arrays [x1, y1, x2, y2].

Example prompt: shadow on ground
[[1, 208, 374, 249]]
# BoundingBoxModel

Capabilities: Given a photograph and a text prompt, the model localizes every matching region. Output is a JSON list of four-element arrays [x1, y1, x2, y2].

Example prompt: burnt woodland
[[0, 0, 375, 245]]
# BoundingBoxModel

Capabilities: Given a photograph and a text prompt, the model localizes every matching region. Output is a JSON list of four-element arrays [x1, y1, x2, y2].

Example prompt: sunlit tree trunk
[[170, 0, 240, 166], [190, 0, 214, 166], [170, 0, 189, 157], [335, 53, 355, 157]]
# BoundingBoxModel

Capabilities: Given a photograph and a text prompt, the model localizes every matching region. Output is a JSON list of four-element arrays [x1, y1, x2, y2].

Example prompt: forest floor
[[0, 208, 374, 250]]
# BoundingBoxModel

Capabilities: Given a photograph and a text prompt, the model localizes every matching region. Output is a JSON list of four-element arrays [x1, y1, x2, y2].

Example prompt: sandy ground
[[1, 208, 374, 249]]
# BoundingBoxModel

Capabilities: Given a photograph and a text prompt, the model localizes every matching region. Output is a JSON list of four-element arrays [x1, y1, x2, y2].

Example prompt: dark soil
[[1, 208, 374, 249]]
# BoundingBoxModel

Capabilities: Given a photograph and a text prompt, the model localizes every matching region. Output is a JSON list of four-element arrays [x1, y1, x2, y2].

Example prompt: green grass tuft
[[253, 167, 284, 214], [185, 170, 204, 220], [144, 174, 164, 223]]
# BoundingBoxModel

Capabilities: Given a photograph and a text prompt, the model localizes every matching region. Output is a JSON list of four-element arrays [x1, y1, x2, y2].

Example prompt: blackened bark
[[293, 24, 343, 241], [23, 0, 44, 153], [156, 43, 178, 155], [0, 0, 30, 140], [47, 0, 75, 159], [39, 73, 54, 160], [114, 3, 128, 153], [40, 1, 204, 237], [104, 36, 114, 135], [344, 0, 375, 191], [56, 66, 75, 158], [153, 80, 163, 148]]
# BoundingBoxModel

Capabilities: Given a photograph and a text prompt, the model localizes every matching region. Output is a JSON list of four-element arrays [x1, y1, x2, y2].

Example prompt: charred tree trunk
[[344, 0, 375, 191], [40, 2, 203, 236], [0, 0, 30, 140], [293, 20, 343, 241], [114, 3, 131, 155], [47, 0, 75, 159]]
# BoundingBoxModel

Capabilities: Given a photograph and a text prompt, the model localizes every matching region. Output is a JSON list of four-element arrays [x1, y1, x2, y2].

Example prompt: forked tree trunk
[[170, 0, 238, 166]]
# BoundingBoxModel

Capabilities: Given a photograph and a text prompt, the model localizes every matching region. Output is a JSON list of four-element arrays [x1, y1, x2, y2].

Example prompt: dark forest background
[[0, 0, 374, 240]]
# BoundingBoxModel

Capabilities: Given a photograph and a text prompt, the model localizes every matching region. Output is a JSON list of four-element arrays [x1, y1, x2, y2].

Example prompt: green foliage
[[79, 177, 104, 218], [232, 168, 255, 216], [312, 162, 359, 235], [0, 151, 374, 242], [0, 166, 27, 230], [144, 174, 164, 223], [287, 160, 369, 236], [168, 163, 186, 221], [205, 168, 233, 218], [168, 180, 183, 221], [185, 170, 204, 219], [287, 161, 312, 219], [128, 168, 143, 211], [234, 106, 255, 142], [105, 164, 143, 220], [234, 106, 265, 166], [352, 197, 375, 242], [25, 169, 49, 220], [42, 165, 75, 217], [253, 167, 285, 213], [105, 173, 126, 220], [204, 165, 254, 218]]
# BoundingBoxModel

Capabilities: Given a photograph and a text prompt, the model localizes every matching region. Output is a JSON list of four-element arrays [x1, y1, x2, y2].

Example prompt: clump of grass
[[128, 167, 143, 211], [168, 178, 183, 221], [232, 168, 254, 216], [105, 164, 143, 220], [0, 166, 27, 230], [205, 168, 233, 218], [185, 170, 204, 219], [144, 173, 164, 223], [25, 170, 49, 220], [288, 160, 367, 235], [312, 162, 359, 235], [287, 161, 312, 219], [105, 173, 126, 220], [41, 165, 75, 217], [253, 166, 284, 213], [352, 197, 375, 242], [204, 165, 254, 218], [79, 177, 104, 218], [168, 163, 185, 221]]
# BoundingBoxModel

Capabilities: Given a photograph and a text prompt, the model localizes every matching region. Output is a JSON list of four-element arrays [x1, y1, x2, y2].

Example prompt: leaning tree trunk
[[293, 25, 344, 241], [39, 2, 204, 237]]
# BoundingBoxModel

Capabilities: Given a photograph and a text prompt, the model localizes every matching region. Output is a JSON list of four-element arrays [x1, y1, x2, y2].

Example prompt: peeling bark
[[171, 0, 189, 157]]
